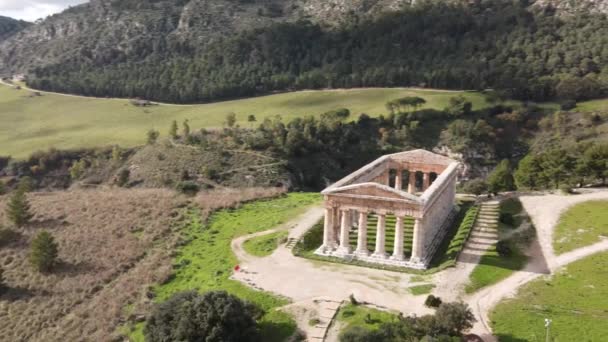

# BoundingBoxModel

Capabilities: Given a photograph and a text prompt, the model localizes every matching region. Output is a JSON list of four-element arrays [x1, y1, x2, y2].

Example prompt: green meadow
[[554, 200, 608, 255], [124, 193, 321, 341], [0, 83, 497, 158], [491, 251, 608, 342]]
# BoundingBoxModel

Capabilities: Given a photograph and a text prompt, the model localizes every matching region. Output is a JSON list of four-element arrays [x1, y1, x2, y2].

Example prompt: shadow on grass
[[54, 260, 95, 277], [494, 333, 529, 342], [258, 320, 298, 342], [0, 286, 37, 301]]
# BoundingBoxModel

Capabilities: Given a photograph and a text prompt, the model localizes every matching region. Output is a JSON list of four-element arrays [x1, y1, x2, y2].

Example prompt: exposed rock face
[[0, 0, 411, 74], [534, 0, 608, 14]]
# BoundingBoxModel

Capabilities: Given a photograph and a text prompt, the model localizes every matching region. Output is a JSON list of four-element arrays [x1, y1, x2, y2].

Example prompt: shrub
[[425, 295, 443, 308], [560, 184, 573, 195], [349, 293, 359, 305], [0, 266, 5, 294], [146, 129, 160, 144], [496, 240, 512, 257], [434, 302, 476, 336], [460, 178, 488, 196], [6, 189, 33, 227], [17, 176, 34, 192], [499, 213, 515, 226], [0, 181, 6, 195], [144, 290, 261, 342], [30, 230, 59, 272], [175, 181, 200, 195], [560, 99, 577, 110], [116, 169, 130, 187], [0, 227, 17, 246]]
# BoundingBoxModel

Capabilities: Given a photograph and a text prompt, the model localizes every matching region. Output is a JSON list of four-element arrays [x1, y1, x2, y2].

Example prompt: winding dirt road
[[231, 190, 608, 341]]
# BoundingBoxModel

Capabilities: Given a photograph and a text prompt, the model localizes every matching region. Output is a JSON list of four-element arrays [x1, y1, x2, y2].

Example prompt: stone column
[[422, 173, 431, 191], [408, 171, 416, 193], [355, 211, 369, 256], [395, 170, 402, 190], [384, 170, 391, 186], [372, 214, 387, 258], [411, 217, 425, 263], [321, 207, 335, 251], [391, 216, 405, 260], [336, 209, 352, 254]]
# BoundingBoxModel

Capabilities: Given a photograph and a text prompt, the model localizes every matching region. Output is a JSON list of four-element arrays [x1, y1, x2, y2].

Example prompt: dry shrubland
[[0, 186, 284, 341]]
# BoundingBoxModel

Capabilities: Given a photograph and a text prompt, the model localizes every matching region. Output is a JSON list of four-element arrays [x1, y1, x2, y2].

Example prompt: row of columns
[[322, 208, 424, 261], [391, 170, 433, 193]]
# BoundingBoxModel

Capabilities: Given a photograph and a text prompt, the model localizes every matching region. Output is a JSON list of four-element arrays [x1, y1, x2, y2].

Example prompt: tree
[[514, 154, 544, 190], [434, 302, 476, 336], [225, 113, 237, 128], [247, 114, 257, 125], [169, 120, 178, 139], [6, 189, 33, 227], [69, 159, 86, 180], [30, 230, 59, 272], [487, 160, 515, 194], [0, 266, 6, 294], [182, 119, 190, 137], [578, 143, 608, 185], [145, 290, 261, 342], [460, 179, 488, 196], [17, 176, 33, 193], [147, 129, 160, 144], [116, 169, 130, 187], [111, 145, 123, 162], [446, 96, 472, 116]]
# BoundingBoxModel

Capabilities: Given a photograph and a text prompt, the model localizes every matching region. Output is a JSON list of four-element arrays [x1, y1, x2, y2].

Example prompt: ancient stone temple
[[315, 149, 459, 269]]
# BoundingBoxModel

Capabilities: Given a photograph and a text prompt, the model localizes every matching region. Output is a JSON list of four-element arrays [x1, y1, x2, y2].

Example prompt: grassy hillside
[[1, 84, 500, 158], [491, 251, 608, 341], [554, 200, 608, 255]]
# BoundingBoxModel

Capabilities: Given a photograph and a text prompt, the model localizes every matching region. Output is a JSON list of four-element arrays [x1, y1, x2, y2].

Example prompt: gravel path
[[467, 189, 608, 340], [231, 190, 608, 341]]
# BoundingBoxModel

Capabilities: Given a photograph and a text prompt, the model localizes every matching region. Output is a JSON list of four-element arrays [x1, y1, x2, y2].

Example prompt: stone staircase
[[285, 238, 298, 250], [308, 299, 342, 341], [460, 201, 500, 259]]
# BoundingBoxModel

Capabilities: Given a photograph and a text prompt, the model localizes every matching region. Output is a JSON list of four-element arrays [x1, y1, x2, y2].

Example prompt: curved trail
[[231, 190, 608, 341], [467, 190, 608, 340]]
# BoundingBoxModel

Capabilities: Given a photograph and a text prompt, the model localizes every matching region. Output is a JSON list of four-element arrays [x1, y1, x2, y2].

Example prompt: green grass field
[[490, 251, 608, 342], [124, 193, 321, 341], [336, 303, 399, 334], [243, 230, 289, 257], [408, 284, 435, 295], [554, 200, 608, 255], [0, 83, 502, 158]]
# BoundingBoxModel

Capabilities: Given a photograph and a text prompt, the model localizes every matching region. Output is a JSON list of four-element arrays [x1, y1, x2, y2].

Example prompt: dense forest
[[0, 16, 30, 41], [28, 1, 608, 103]]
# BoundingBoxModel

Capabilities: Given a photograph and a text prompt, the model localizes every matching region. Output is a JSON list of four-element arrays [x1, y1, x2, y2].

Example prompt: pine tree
[[169, 120, 178, 139], [182, 120, 190, 138], [6, 189, 33, 227], [30, 231, 59, 272], [0, 266, 6, 294]]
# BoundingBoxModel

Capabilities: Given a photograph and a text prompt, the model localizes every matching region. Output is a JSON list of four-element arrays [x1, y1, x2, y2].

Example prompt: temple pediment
[[323, 183, 421, 203]]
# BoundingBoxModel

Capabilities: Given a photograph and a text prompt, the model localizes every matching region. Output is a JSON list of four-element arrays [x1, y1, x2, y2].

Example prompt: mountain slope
[[0, 16, 31, 42], [2, 0, 608, 104]]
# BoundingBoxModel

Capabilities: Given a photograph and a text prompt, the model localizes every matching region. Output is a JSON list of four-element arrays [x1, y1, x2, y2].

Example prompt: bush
[[499, 213, 514, 226], [460, 179, 488, 196], [6, 189, 33, 227], [0, 227, 17, 246], [349, 293, 358, 305], [0, 266, 5, 294], [147, 129, 160, 144], [116, 169, 130, 187], [560, 184, 573, 195], [434, 302, 476, 336], [30, 230, 59, 272], [496, 240, 512, 257], [560, 99, 577, 110], [425, 295, 443, 308], [0, 181, 6, 195], [175, 181, 200, 195], [144, 290, 261, 342]]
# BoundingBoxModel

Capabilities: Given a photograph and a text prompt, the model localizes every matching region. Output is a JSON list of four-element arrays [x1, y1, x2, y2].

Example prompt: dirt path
[[466, 189, 608, 340], [232, 190, 608, 341]]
